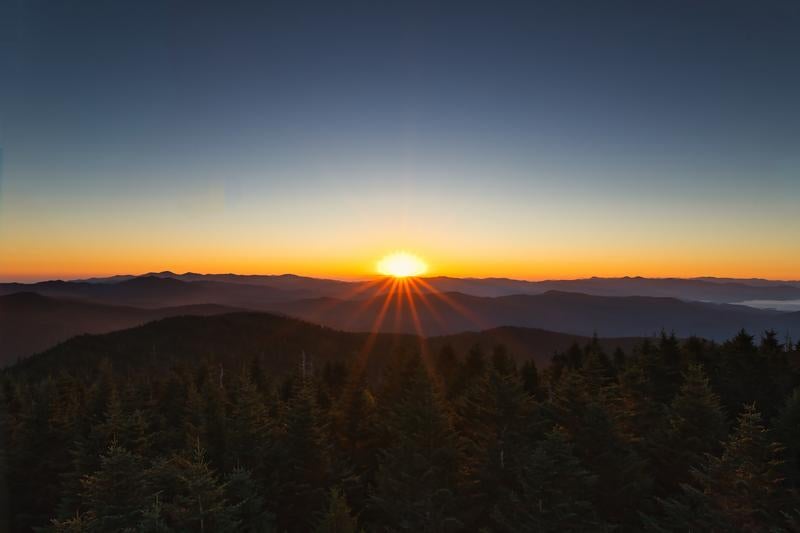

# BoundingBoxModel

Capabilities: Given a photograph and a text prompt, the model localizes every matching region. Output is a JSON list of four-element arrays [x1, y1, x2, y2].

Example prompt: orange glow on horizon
[[0, 245, 798, 283]]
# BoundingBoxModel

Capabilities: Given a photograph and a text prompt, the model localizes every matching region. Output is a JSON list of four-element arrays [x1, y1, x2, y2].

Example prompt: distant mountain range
[[2, 272, 799, 365], [0, 292, 241, 365], [274, 290, 800, 339], [66, 271, 800, 302]]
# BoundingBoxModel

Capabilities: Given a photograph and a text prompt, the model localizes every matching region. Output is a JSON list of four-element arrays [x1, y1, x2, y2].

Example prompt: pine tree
[[612, 347, 627, 370], [519, 359, 540, 398], [616, 363, 662, 446], [762, 330, 798, 411], [490, 344, 515, 376], [316, 487, 360, 533], [225, 467, 276, 532], [493, 427, 602, 532], [776, 388, 800, 488], [137, 494, 174, 533], [701, 404, 789, 527], [333, 366, 379, 461], [226, 369, 270, 473], [274, 376, 329, 532], [152, 372, 189, 452], [145, 440, 239, 533], [435, 344, 460, 396], [449, 344, 486, 398], [575, 401, 651, 527], [47, 511, 92, 533], [649, 404, 791, 531], [455, 359, 537, 528], [653, 364, 726, 493], [551, 369, 651, 528], [717, 330, 776, 416], [78, 441, 149, 531], [0, 393, 11, 533], [10, 379, 60, 529], [331, 365, 380, 512], [370, 355, 463, 532]]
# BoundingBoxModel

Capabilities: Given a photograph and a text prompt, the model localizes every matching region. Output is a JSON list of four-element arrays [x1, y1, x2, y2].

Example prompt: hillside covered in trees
[[2, 325, 800, 531]]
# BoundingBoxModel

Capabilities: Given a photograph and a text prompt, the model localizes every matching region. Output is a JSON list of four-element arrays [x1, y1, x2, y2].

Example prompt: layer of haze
[[1, 1, 798, 282]]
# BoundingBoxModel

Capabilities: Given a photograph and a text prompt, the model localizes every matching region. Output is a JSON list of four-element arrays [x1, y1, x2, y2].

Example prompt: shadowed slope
[[273, 289, 800, 341], [8, 311, 644, 377], [0, 292, 242, 366]]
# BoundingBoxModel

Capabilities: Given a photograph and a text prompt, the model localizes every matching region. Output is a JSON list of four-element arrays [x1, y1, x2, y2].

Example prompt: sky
[[0, 0, 798, 281]]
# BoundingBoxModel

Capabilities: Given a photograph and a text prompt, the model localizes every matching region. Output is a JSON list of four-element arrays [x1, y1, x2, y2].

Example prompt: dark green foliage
[[316, 487, 361, 533], [648, 404, 793, 531], [226, 369, 270, 472], [370, 354, 463, 532], [273, 376, 330, 532], [2, 331, 800, 532], [777, 388, 800, 488], [700, 405, 789, 527], [225, 467, 276, 532], [76, 442, 149, 531], [519, 359, 540, 398], [652, 364, 726, 493], [493, 427, 602, 532], [455, 353, 538, 529], [0, 392, 11, 533], [146, 441, 239, 532]]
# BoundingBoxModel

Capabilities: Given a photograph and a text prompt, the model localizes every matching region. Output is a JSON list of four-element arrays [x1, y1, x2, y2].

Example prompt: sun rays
[[293, 252, 488, 388], [306, 267, 488, 391]]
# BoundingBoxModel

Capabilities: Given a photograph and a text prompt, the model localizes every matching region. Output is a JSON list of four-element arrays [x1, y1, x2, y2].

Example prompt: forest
[[2, 328, 800, 532]]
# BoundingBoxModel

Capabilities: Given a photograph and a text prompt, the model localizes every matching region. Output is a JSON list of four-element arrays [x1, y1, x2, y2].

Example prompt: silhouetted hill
[[9, 311, 647, 378], [272, 289, 800, 340], [5, 275, 800, 363], [0, 276, 300, 309], [0, 292, 241, 366], [8, 312, 418, 378]]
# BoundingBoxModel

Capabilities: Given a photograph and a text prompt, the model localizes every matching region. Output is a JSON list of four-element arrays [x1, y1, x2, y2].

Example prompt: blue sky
[[1, 0, 798, 280]]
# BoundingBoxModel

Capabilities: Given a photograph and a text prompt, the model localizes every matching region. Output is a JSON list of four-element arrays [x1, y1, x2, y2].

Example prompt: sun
[[377, 251, 428, 278]]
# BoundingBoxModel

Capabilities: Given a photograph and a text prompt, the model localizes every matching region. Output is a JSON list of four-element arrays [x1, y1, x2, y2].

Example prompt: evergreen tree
[[77, 442, 149, 532], [701, 404, 788, 526], [47, 511, 92, 533], [456, 358, 537, 528], [146, 441, 238, 533], [435, 344, 459, 396], [10, 379, 60, 529], [650, 404, 791, 531], [316, 487, 361, 533], [274, 376, 329, 532], [331, 364, 380, 512], [137, 494, 174, 533], [575, 401, 652, 527], [776, 388, 800, 488], [370, 355, 463, 532], [653, 364, 726, 493], [0, 394, 11, 533], [225, 467, 276, 532], [3, 328, 799, 532], [519, 359, 540, 398], [493, 427, 603, 532], [226, 369, 270, 473]]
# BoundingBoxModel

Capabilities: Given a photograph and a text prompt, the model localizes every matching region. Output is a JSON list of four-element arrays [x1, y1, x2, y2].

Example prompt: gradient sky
[[1, 0, 798, 281]]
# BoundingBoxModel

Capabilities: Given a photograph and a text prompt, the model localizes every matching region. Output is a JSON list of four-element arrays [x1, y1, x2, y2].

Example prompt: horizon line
[[2, 270, 799, 285]]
